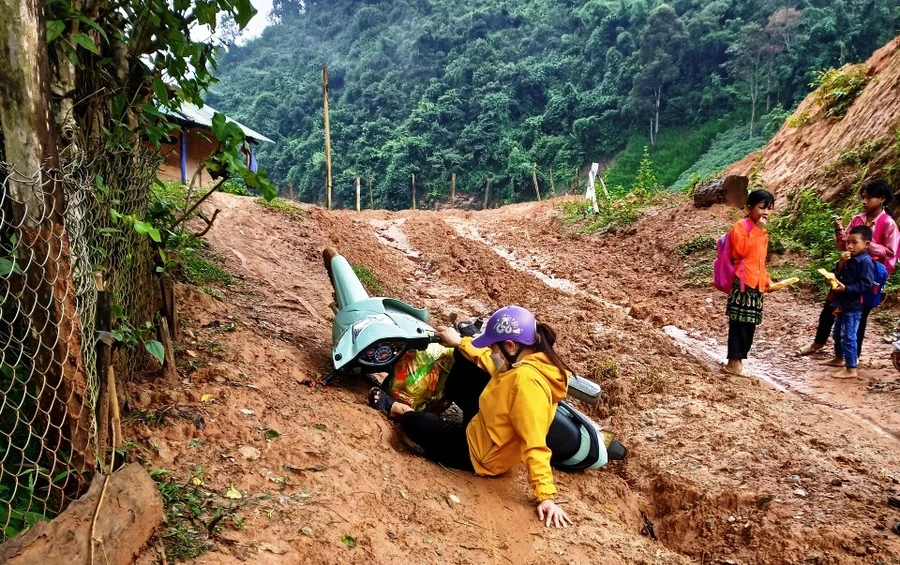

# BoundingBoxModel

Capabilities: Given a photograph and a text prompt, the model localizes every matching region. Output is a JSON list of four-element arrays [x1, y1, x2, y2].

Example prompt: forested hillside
[[208, 0, 900, 209]]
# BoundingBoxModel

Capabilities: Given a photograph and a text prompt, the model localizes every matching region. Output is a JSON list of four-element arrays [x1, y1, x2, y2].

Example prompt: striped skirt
[[726, 278, 764, 324]]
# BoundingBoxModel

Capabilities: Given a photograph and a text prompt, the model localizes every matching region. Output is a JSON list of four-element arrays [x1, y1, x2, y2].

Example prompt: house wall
[[157, 127, 218, 188]]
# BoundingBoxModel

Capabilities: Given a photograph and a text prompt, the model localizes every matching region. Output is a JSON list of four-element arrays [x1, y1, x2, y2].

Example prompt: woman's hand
[[536, 500, 572, 528], [434, 326, 462, 348]]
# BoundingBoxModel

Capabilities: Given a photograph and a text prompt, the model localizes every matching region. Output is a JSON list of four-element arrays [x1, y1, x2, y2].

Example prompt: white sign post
[[586, 162, 601, 214]]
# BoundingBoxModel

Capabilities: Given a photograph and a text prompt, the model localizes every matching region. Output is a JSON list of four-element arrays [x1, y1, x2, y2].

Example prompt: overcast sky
[[241, 0, 273, 42]]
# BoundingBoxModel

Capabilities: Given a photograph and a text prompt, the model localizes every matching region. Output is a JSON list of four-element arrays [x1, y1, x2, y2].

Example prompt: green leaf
[[0, 258, 19, 277], [152, 77, 170, 106], [145, 340, 165, 364], [77, 15, 108, 42], [264, 429, 280, 441], [211, 112, 228, 142], [340, 534, 356, 549], [46, 20, 65, 43], [71, 32, 100, 54], [233, 0, 258, 28], [132, 220, 162, 243]]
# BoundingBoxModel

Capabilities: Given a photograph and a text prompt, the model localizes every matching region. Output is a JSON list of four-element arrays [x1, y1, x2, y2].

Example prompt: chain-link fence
[[0, 144, 162, 542]]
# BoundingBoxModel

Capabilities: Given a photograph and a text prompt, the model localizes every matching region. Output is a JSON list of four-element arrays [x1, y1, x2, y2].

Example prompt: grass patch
[[257, 197, 305, 219], [671, 125, 770, 191], [603, 120, 732, 191], [351, 263, 383, 295], [218, 179, 253, 196], [180, 247, 233, 287], [151, 468, 245, 562], [560, 189, 656, 235], [676, 234, 717, 257]]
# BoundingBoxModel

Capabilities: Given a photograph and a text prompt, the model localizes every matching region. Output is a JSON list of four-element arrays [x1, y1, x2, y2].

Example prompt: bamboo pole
[[355, 177, 361, 212], [323, 66, 333, 210], [450, 172, 456, 206], [367, 171, 374, 209], [483, 176, 491, 209], [532, 163, 541, 201], [411, 173, 416, 210]]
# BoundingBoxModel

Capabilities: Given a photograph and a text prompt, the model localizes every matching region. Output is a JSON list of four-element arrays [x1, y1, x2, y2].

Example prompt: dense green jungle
[[207, 0, 900, 209]]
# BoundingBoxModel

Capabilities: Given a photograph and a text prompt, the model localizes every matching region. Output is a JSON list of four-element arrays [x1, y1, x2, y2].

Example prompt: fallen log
[[0, 465, 163, 565], [692, 175, 749, 208]]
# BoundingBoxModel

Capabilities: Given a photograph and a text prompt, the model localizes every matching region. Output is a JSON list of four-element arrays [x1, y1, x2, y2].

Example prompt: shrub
[[810, 66, 870, 119]]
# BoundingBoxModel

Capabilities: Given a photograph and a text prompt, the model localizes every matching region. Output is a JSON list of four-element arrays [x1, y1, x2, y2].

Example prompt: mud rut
[[133, 193, 900, 565]]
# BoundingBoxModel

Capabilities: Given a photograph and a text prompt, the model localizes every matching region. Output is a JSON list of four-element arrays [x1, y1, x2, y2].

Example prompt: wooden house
[[156, 102, 273, 187]]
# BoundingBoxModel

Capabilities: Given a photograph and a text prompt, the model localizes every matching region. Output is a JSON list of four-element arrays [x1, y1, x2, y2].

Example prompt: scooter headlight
[[351, 314, 393, 341]]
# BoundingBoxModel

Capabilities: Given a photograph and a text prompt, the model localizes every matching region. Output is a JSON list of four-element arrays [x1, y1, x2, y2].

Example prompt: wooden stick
[[355, 177, 361, 212], [108, 366, 122, 451], [94, 272, 111, 472], [159, 317, 178, 380], [323, 66, 333, 210], [549, 169, 555, 195], [531, 163, 541, 201], [483, 176, 491, 209], [411, 173, 416, 210]]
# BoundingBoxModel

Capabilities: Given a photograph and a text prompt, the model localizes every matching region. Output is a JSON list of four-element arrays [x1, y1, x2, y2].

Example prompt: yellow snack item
[[817, 268, 841, 290], [768, 277, 800, 292]]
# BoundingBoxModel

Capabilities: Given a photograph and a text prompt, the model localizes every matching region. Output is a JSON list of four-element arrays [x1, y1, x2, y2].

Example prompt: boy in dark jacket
[[823, 225, 875, 379]]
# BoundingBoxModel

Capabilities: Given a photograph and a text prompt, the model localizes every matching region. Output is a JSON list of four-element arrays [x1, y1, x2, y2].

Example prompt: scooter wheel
[[607, 439, 628, 461], [892, 351, 900, 374]]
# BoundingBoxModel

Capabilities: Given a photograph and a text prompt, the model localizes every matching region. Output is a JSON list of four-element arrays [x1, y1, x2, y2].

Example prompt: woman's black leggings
[[396, 349, 489, 472]]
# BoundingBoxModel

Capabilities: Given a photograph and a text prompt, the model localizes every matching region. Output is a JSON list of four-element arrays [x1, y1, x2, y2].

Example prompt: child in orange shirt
[[723, 189, 775, 377]]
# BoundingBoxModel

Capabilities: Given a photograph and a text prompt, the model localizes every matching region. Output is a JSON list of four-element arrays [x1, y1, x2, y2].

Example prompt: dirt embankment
[[122, 191, 900, 565], [727, 36, 900, 202]]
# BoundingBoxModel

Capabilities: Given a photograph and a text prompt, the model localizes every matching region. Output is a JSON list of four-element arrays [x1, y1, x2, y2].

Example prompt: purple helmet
[[471, 306, 537, 348]]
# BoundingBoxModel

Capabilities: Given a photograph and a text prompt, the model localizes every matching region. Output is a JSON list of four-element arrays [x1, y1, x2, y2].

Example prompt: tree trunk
[[367, 171, 373, 209], [653, 86, 661, 148], [411, 173, 416, 210], [483, 176, 491, 209], [0, 0, 91, 470]]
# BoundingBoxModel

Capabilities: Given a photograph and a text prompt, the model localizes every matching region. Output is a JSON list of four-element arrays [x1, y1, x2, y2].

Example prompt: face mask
[[490, 351, 508, 372]]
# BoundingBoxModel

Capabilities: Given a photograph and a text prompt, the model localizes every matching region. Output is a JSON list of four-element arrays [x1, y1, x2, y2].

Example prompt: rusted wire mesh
[[0, 145, 162, 542]]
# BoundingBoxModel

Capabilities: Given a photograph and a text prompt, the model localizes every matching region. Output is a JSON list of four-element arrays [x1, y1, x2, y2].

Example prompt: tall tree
[[628, 3, 686, 148]]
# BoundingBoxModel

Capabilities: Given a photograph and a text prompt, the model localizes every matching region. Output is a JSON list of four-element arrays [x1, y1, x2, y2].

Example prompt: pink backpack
[[713, 219, 754, 293]]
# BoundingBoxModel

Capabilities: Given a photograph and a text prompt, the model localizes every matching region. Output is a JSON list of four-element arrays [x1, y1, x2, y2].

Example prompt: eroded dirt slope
[[727, 37, 900, 202], [132, 193, 900, 564]]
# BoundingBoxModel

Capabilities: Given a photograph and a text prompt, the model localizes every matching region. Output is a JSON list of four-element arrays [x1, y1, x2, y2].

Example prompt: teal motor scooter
[[322, 247, 439, 384], [321, 248, 626, 467]]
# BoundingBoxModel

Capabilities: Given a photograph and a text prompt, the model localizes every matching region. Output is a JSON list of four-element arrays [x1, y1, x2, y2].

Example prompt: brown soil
[[727, 37, 900, 203], [130, 192, 900, 564]]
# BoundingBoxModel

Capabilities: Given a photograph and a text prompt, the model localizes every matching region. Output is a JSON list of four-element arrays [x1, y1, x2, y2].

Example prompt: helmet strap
[[500, 342, 524, 367]]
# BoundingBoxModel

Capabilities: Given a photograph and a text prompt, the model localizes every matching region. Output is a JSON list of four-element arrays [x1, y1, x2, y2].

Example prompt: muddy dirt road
[[132, 193, 900, 564]]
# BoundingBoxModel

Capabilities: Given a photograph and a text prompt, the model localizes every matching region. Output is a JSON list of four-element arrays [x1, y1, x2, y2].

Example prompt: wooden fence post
[[450, 172, 456, 206], [483, 176, 491, 209], [411, 173, 416, 210], [532, 163, 541, 201], [355, 177, 361, 211], [322, 66, 332, 210], [549, 169, 555, 196]]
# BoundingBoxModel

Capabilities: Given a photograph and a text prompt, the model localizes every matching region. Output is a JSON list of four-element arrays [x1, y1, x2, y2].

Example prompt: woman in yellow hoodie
[[368, 305, 573, 528]]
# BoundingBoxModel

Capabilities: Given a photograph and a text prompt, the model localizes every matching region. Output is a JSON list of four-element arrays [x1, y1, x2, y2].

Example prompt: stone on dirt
[[0, 464, 163, 565]]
